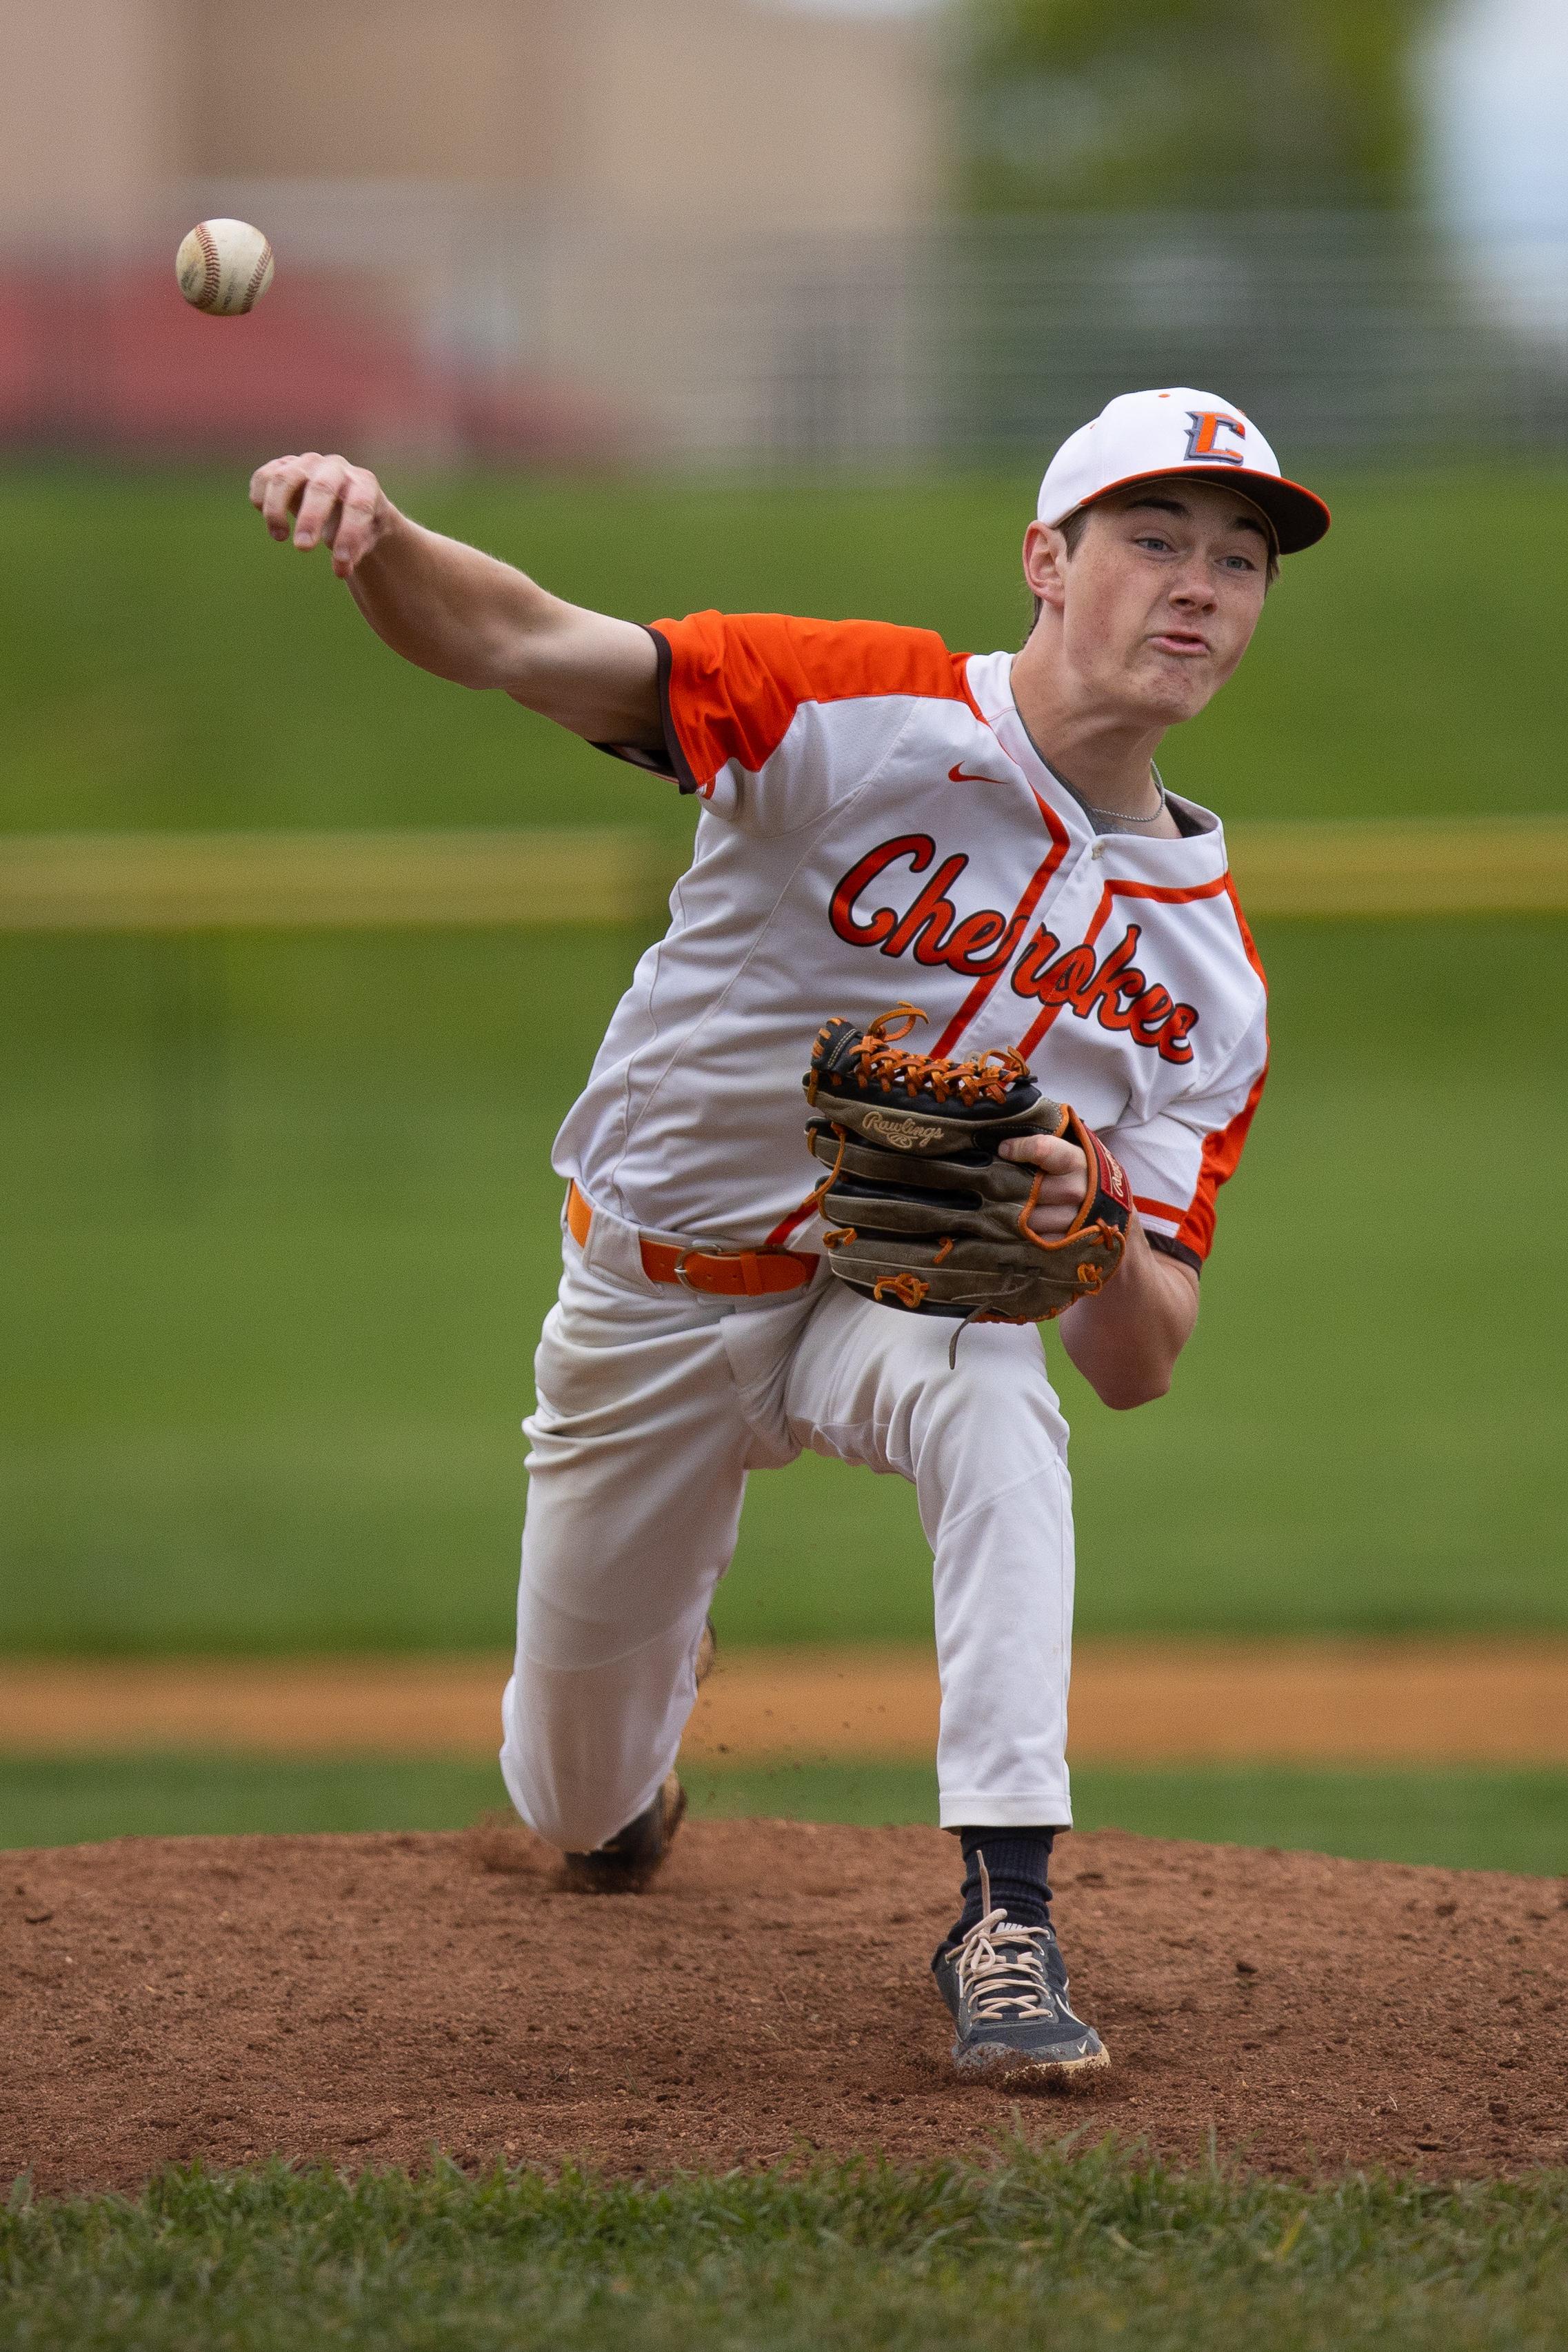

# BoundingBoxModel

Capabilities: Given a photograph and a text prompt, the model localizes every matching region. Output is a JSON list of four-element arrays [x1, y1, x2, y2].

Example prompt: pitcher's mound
[[3, 1819, 1563, 2195]]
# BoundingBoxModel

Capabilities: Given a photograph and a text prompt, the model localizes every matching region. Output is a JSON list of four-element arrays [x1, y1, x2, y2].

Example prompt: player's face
[[1029, 480, 1273, 727]]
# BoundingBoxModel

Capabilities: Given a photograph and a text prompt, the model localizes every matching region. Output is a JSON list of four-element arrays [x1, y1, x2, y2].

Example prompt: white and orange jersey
[[554, 613, 1269, 1273]]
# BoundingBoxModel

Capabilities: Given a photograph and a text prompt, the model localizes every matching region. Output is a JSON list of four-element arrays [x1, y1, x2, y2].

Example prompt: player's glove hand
[[802, 1004, 1132, 1360]]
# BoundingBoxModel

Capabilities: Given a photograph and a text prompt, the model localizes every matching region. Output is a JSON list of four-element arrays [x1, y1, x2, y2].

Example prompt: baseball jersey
[[553, 613, 1269, 1273]]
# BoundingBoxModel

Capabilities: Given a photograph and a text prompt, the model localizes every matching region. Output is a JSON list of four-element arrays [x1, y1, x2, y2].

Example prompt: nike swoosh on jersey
[[947, 762, 1013, 785]]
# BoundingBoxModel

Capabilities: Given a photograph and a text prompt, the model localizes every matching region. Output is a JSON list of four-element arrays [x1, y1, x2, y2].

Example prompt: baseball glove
[[802, 1004, 1133, 1360]]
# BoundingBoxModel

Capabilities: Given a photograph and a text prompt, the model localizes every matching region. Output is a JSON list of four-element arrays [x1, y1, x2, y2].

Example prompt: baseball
[[175, 219, 275, 316]]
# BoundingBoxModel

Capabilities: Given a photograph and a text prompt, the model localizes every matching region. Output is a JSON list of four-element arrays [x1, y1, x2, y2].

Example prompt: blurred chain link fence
[[2, 189, 1565, 467], [664, 212, 1568, 465]]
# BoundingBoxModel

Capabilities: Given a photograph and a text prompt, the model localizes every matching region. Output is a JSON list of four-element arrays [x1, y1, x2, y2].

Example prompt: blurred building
[[0, 0, 938, 240], [0, 0, 943, 460], [0, 0, 1562, 465]]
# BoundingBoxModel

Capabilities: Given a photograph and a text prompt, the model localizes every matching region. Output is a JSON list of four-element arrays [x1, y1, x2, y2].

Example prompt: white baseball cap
[[1038, 388, 1330, 555]]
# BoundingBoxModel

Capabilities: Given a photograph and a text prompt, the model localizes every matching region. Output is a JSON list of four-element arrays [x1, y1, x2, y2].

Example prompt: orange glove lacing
[[809, 1005, 1030, 1109]]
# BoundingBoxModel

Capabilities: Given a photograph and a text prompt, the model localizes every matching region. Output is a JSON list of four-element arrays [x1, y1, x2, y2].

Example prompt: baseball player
[[252, 389, 1328, 2082]]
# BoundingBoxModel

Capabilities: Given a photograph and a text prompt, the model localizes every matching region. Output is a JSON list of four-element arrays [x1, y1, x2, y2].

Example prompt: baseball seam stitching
[[195, 221, 221, 312], [241, 239, 273, 314]]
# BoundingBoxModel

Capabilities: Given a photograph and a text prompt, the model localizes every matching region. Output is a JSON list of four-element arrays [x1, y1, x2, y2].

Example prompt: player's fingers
[[248, 459, 287, 511], [1026, 1168, 1086, 1198], [1006, 1133, 1086, 1240], [1024, 1176, 1086, 1236], [252, 455, 323, 540], [1025, 1200, 1079, 1237], [325, 470, 386, 574], [998, 1133, 1087, 1180], [292, 460, 355, 552]]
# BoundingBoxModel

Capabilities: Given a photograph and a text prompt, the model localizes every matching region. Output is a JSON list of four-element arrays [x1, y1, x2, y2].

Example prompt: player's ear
[[1023, 519, 1070, 616]]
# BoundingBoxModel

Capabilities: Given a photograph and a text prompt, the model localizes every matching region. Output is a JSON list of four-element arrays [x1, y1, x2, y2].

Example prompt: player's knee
[[912, 1337, 1067, 1467]]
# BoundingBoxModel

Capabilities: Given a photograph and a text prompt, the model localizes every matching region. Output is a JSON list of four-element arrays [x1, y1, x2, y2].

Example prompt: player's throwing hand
[[249, 453, 392, 578]]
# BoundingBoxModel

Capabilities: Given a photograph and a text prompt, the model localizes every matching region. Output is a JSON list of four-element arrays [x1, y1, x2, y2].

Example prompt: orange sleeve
[[1173, 1060, 1269, 1262], [1174, 878, 1269, 1261], [650, 612, 977, 793]]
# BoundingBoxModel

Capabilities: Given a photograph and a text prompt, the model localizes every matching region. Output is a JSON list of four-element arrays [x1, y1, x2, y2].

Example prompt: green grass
[[694, 1760, 1568, 1880], [1, 464, 1563, 838], [1, 465, 1565, 1654], [0, 1753, 512, 1851], [1067, 1767, 1568, 1880], [3, 2146, 1567, 2351], [4, 1753, 1567, 1878]]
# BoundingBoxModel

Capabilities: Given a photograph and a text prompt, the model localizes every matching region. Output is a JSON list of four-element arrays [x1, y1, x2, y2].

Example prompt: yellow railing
[[1225, 814, 1568, 918], [0, 815, 1564, 932], [0, 827, 680, 933]]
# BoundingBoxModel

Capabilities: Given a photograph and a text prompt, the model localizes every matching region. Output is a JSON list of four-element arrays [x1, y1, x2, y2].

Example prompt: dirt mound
[[3, 1821, 1565, 2196]]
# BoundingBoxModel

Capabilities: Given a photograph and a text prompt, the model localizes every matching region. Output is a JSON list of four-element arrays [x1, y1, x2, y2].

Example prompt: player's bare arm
[[1056, 1215, 1198, 1408], [248, 452, 662, 747], [1000, 1129, 1198, 1407]]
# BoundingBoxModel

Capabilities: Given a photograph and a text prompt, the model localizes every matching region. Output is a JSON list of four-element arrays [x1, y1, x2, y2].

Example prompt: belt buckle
[[672, 1249, 703, 1292]]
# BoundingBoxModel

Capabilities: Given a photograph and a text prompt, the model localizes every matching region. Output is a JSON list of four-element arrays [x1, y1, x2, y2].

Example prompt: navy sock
[[940, 1827, 1056, 1954]]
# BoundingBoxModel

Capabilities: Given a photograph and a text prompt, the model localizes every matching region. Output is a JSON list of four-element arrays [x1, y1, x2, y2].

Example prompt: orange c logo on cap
[[1183, 410, 1246, 463]]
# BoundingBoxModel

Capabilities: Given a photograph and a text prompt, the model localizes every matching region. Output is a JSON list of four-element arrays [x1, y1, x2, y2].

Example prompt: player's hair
[[1024, 498, 1278, 642]]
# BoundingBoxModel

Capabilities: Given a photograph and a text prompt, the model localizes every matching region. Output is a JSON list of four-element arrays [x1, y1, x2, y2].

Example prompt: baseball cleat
[[933, 1856, 1109, 2082], [562, 1769, 687, 1891], [560, 1620, 714, 1891]]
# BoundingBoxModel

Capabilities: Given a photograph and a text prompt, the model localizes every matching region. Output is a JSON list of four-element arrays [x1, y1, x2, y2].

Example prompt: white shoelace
[[954, 1904, 1058, 2022]]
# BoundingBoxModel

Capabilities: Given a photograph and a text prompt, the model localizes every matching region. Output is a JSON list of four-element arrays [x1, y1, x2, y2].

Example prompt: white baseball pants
[[499, 1193, 1077, 1851]]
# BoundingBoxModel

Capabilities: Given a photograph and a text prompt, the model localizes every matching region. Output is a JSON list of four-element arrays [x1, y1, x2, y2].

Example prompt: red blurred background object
[[0, 264, 632, 464]]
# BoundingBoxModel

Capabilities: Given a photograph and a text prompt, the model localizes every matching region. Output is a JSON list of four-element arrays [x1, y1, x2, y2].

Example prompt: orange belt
[[567, 1180, 816, 1298]]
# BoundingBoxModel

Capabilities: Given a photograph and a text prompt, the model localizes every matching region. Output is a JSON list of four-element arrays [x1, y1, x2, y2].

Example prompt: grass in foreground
[[3, 2144, 1567, 2352], [3, 1752, 1567, 1879]]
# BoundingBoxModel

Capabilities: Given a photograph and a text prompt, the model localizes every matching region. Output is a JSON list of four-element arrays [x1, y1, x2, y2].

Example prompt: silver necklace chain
[[1078, 763, 1168, 826], [1009, 690, 1170, 827]]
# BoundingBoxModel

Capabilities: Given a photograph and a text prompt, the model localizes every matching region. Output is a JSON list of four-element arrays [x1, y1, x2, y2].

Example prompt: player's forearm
[[345, 512, 560, 690], [347, 518, 662, 740], [1058, 1219, 1198, 1409]]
